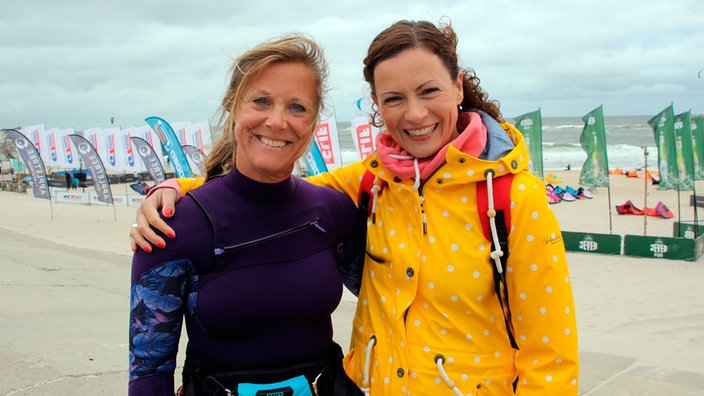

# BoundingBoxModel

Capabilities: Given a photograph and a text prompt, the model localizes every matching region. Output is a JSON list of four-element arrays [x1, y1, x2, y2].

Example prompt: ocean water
[[335, 115, 658, 171]]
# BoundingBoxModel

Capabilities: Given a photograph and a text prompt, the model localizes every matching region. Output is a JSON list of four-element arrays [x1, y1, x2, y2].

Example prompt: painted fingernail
[[143, 245, 152, 253], [167, 232, 175, 238], [164, 209, 173, 216], [156, 241, 165, 249]]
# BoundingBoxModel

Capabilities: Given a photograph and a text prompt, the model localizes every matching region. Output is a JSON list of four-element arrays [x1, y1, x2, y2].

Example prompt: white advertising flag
[[116, 128, 144, 172], [19, 123, 46, 158], [42, 127, 63, 167], [170, 121, 190, 146], [350, 114, 379, 160], [187, 120, 212, 155], [97, 127, 121, 170], [82, 127, 102, 154], [314, 112, 343, 170], [57, 128, 79, 168]]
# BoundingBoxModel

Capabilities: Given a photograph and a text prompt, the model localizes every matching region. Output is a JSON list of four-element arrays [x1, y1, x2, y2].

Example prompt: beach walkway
[[1, 227, 703, 395]]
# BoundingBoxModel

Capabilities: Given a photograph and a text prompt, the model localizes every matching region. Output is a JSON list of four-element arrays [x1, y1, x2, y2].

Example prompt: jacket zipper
[[417, 164, 445, 235], [214, 218, 326, 255]]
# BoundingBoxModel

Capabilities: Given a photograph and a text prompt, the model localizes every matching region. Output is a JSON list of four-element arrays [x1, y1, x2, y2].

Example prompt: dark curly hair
[[363, 19, 502, 127]]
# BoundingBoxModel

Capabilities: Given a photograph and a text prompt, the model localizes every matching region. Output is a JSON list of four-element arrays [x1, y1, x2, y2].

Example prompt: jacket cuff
[[146, 179, 184, 202]]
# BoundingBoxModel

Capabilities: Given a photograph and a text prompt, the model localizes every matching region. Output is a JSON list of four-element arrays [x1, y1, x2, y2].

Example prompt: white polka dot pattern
[[310, 130, 579, 395]]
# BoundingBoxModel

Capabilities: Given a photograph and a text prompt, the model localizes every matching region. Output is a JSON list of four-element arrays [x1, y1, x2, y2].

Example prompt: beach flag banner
[[96, 127, 121, 171], [314, 112, 343, 170], [673, 111, 695, 190], [144, 116, 193, 178], [169, 121, 190, 146], [187, 121, 213, 155], [350, 114, 380, 160], [182, 144, 206, 176], [513, 109, 544, 178], [132, 125, 166, 167], [57, 128, 79, 168], [68, 134, 114, 204], [301, 139, 328, 176], [3, 129, 51, 199], [579, 105, 610, 189], [41, 127, 62, 167], [82, 127, 101, 154], [130, 136, 167, 185], [116, 128, 144, 173], [19, 124, 46, 159], [648, 105, 678, 190], [689, 114, 704, 180]]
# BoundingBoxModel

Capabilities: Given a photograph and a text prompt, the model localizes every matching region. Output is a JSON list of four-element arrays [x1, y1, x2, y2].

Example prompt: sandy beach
[[1, 171, 704, 395]]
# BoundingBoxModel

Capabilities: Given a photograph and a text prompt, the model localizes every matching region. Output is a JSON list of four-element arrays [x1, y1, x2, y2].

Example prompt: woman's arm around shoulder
[[129, 177, 206, 252], [305, 161, 367, 203]]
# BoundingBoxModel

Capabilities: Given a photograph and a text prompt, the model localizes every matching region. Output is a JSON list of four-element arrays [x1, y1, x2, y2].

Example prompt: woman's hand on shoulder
[[129, 188, 178, 252]]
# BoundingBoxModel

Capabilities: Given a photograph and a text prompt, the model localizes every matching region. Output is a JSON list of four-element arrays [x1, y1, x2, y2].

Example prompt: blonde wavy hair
[[204, 34, 329, 180]]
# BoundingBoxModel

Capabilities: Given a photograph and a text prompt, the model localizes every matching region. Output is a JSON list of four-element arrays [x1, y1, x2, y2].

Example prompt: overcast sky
[[1, 0, 702, 131]]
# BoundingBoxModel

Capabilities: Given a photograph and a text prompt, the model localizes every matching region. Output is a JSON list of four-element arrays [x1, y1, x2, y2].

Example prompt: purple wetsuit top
[[128, 169, 361, 395]]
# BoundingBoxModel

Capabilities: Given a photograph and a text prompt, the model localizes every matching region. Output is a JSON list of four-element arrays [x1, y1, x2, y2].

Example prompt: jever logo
[[650, 239, 668, 258], [578, 235, 598, 252]]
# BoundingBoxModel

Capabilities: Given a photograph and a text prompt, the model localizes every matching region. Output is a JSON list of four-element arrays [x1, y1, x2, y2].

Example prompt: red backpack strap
[[477, 174, 513, 240], [358, 170, 386, 222], [477, 172, 518, 350], [358, 170, 377, 216]]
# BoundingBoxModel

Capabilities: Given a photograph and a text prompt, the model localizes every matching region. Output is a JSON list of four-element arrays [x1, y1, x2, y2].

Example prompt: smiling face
[[233, 61, 318, 183], [372, 48, 464, 159]]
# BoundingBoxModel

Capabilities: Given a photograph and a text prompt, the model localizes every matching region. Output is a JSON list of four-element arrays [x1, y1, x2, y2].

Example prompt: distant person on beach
[[131, 19, 579, 395], [76, 172, 87, 190], [128, 35, 363, 396], [65, 172, 72, 189]]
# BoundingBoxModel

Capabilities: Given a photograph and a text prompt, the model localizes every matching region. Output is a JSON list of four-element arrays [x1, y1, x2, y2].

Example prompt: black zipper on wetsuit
[[214, 218, 326, 256]]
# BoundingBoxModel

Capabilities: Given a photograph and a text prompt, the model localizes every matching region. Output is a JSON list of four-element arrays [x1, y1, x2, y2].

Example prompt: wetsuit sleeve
[[507, 172, 579, 394], [128, 258, 195, 396]]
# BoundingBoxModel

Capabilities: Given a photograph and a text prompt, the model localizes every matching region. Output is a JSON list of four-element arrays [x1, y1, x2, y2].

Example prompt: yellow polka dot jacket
[[308, 116, 579, 395]]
